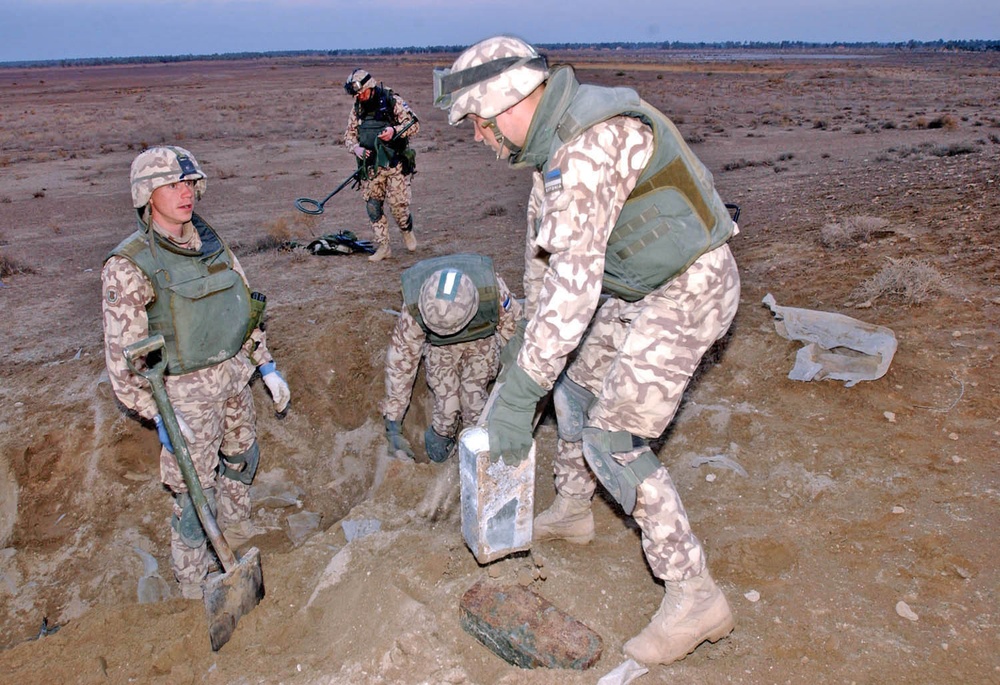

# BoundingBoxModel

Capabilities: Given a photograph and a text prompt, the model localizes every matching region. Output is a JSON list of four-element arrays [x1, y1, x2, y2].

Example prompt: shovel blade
[[203, 546, 265, 651]]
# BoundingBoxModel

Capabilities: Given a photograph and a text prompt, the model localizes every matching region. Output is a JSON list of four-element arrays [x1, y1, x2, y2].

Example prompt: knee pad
[[366, 198, 384, 222], [581, 427, 661, 515], [424, 426, 456, 463], [219, 441, 260, 485], [171, 489, 216, 549], [553, 375, 596, 442]]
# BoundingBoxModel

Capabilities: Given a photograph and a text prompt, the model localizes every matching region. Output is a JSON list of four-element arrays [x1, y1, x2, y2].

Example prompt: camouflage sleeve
[[391, 93, 420, 139], [344, 107, 361, 151], [494, 274, 523, 345], [378, 308, 426, 422], [101, 255, 158, 419], [230, 252, 272, 367], [522, 173, 547, 320], [518, 117, 654, 390]]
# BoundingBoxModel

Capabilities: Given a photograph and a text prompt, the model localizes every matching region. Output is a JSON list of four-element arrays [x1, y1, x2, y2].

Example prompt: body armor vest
[[401, 254, 500, 346], [356, 86, 408, 162], [108, 214, 251, 374], [516, 67, 734, 301]]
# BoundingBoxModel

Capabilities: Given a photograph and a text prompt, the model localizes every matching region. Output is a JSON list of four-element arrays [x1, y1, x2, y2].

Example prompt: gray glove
[[384, 417, 415, 461]]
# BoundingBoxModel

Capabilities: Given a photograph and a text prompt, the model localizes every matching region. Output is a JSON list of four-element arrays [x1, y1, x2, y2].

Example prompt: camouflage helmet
[[344, 68, 374, 96], [433, 35, 548, 125], [418, 268, 480, 336], [129, 145, 206, 209]]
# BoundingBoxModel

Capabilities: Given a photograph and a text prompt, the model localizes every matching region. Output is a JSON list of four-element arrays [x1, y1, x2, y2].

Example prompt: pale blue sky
[[1, 0, 996, 62]]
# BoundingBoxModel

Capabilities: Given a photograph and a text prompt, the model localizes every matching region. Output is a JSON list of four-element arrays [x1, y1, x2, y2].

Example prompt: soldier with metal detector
[[102, 146, 291, 601], [343, 68, 420, 262], [380, 254, 522, 463], [435, 36, 742, 666]]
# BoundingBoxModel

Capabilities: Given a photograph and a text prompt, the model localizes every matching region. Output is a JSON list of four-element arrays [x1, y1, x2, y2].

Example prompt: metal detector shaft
[[293, 117, 417, 215]]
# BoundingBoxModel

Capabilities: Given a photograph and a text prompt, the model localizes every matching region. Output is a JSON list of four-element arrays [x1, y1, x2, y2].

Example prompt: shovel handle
[[123, 335, 239, 572]]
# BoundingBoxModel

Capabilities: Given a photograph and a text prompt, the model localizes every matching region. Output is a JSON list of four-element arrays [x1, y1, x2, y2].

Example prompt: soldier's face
[[149, 180, 196, 231]]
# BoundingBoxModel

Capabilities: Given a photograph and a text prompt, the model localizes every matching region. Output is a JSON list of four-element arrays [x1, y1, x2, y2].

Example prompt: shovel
[[124, 334, 265, 651]]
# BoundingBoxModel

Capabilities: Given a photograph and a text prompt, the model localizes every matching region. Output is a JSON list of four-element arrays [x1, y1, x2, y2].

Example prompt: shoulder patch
[[105, 287, 119, 305], [544, 168, 563, 194]]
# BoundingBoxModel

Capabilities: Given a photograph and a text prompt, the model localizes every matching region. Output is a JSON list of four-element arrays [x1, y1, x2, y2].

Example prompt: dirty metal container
[[458, 426, 534, 564]]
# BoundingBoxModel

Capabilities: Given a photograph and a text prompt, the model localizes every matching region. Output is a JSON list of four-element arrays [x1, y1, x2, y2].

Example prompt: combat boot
[[533, 494, 594, 544], [623, 568, 734, 665], [402, 230, 417, 252], [368, 243, 391, 262]]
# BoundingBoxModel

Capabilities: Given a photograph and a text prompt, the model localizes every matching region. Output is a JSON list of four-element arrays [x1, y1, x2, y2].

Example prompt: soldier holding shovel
[[102, 146, 290, 600]]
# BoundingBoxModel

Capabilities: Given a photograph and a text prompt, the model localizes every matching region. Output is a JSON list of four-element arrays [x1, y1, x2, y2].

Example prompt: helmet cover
[[129, 145, 206, 209], [418, 268, 479, 336], [434, 35, 548, 125]]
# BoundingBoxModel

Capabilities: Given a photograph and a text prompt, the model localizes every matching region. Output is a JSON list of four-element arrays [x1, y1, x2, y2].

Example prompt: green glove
[[497, 318, 527, 383], [487, 365, 546, 466]]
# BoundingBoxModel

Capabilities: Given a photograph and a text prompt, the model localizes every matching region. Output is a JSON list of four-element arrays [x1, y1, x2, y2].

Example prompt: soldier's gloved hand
[[424, 426, 456, 463], [498, 318, 527, 383], [259, 361, 291, 415], [487, 365, 545, 466], [153, 415, 174, 453], [153, 412, 195, 453], [352, 145, 369, 160], [384, 418, 415, 461]]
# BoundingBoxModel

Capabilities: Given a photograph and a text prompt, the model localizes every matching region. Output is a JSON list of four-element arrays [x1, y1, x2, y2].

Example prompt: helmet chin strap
[[484, 118, 521, 159]]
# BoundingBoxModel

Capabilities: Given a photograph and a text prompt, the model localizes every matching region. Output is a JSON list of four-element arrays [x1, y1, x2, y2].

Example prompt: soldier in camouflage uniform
[[343, 68, 420, 262], [380, 254, 522, 462], [435, 36, 741, 665], [102, 146, 291, 600]]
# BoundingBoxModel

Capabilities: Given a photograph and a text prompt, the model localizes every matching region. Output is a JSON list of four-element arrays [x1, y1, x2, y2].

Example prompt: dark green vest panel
[[531, 68, 734, 301], [400, 253, 500, 346], [109, 214, 251, 375]]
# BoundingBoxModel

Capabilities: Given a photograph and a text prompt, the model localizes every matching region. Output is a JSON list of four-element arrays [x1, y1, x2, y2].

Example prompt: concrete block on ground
[[459, 579, 603, 670]]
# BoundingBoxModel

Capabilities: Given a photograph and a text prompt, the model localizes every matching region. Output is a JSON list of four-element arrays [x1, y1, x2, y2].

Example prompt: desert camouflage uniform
[[518, 116, 741, 583], [102, 220, 271, 586], [344, 89, 419, 252], [380, 275, 522, 437]]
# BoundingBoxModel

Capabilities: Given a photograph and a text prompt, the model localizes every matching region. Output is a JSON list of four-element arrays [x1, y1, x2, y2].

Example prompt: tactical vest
[[108, 214, 252, 375], [401, 253, 500, 346], [517, 67, 734, 301], [356, 86, 409, 162]]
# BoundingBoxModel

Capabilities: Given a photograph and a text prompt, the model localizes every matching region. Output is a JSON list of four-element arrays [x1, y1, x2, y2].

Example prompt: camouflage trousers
[[425, 336, 499, 437], [362, 163, 413, 249], [161, 383, 258, 586], [551, 244, 740, 582]]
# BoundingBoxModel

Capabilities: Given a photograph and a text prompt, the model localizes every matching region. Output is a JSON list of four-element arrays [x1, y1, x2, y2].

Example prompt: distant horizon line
[[3, 38, 998, 68]]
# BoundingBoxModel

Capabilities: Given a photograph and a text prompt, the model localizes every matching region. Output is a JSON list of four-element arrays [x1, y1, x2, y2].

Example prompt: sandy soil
[[0, 48, 998, 684]]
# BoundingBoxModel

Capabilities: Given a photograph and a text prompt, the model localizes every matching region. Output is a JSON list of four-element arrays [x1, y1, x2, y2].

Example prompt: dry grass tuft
[[851, 256, 949, 305], [0, 252, 35, 278], [820, 215, 891, 248]]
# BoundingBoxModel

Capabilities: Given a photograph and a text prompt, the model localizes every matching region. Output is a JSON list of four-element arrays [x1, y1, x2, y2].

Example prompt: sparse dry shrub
[[929, 142, 977, 157], [850, 256, 949, 305], [927, 114, 959, 130], [0, 252, 35, 278], [239, 218, 297, 254], [820, 215, 891, 248], [483, 204, 507, 218]]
